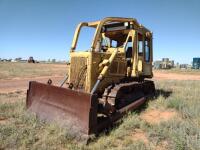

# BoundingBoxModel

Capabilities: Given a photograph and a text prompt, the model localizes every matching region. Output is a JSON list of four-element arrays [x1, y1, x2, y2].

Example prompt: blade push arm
[[91, 48, 118, 94]]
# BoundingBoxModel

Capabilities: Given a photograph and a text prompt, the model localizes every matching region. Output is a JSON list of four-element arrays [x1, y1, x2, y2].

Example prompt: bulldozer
[[26, 17, 155, 141]]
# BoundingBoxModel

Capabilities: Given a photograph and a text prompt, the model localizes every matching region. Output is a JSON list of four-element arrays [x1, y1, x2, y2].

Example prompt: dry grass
[[0, 62, 67, 80], [0, 63, 200, 149], [0, 80, 200, 149]]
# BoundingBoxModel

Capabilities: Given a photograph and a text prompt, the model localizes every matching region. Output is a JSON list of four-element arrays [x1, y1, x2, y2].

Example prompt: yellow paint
[[68, 17, 153, 93]]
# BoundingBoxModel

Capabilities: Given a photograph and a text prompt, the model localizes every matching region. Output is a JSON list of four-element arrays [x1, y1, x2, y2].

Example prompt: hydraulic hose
[[91, 48, 118, 94]]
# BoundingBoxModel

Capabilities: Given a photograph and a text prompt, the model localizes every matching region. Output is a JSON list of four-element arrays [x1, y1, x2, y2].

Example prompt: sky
[[0, 0, 200, 63]]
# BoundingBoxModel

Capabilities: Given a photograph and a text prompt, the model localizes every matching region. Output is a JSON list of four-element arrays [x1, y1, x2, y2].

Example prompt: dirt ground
[[0, 76, 63, 93], [0, 70, 199, 93], [140, 109, 177, 124], [1, 64, 200, 149], [153, 70, 200, 80], [131, 128, 149, 144]]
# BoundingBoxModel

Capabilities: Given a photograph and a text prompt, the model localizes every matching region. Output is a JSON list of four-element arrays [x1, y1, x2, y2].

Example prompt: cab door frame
[[122, 29, 138, 77], [135, 31, 153, 77], [143, 33, 153, 77]]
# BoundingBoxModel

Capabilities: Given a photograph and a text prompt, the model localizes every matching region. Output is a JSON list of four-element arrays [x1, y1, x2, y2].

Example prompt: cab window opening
[[125, 37, 133, 59], [75, 26, 96, 52], [100, 30, 129, 52], [145, 38, 150, 62], [138, 33, 143, 56], [125, 37, 133, 68]]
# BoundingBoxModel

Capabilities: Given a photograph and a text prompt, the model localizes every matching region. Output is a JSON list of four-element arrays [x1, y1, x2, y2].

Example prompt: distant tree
[[15, 57, 22, 61]]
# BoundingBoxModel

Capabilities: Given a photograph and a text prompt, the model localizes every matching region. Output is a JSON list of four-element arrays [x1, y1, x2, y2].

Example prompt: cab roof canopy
[[86, 17, 150, 33]]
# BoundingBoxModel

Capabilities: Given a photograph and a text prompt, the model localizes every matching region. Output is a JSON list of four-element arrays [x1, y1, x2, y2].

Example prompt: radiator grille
[[70, 57, 87, 89]]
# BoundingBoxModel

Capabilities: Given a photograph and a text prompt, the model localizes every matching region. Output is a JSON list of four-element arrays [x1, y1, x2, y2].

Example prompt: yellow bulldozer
[[26, 17, 155, 141]]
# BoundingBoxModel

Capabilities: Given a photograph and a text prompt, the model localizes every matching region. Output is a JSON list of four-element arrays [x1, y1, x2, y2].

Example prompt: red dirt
[[131, 128, 149, 144], [0, 76, 63, 93], [130, 128, 169, 149], [0, 117, 9, 125], [155, 140, 169, 150], [140, 109, 177, 124], [153, 71, 200, 80]]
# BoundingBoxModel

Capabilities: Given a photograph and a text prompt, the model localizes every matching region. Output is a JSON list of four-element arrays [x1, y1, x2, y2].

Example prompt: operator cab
[[70, 17, 153, 78]]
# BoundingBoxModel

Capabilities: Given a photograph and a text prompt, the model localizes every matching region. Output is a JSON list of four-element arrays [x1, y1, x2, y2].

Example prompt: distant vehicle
[[28, 57, 35, 63]]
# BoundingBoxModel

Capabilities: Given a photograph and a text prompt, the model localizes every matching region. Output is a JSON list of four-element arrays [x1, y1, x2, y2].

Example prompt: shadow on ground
[[154, 89, 172, 99], [135, 88, 173, 113]]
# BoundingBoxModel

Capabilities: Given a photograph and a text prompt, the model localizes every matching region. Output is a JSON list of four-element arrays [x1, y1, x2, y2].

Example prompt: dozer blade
[[26, 81, 98, 141]]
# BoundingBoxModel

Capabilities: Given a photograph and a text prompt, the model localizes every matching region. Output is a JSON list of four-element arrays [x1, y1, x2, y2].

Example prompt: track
[[99, 80, 155, 115]]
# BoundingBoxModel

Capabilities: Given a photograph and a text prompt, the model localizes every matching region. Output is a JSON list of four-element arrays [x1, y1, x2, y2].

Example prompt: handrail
[[70, 22, 88, 52]]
